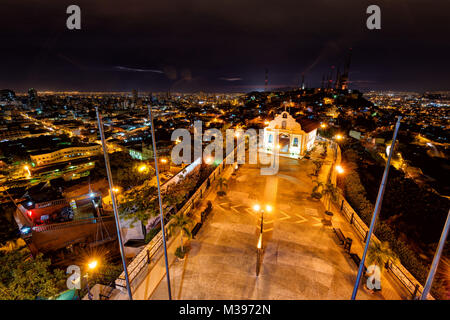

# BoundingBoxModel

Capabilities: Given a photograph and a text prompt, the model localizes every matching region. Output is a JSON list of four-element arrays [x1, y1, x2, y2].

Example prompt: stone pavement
[[150, 144, 409, 300]]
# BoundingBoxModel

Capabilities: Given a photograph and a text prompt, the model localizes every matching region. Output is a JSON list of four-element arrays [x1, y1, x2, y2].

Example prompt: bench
[[191, 222, 202, 238], [333, 227, 346, 245], [350, 253, 367, 272]]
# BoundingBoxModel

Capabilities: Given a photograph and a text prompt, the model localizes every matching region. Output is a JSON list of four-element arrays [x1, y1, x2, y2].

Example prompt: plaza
[[150, 146, 408, 300]]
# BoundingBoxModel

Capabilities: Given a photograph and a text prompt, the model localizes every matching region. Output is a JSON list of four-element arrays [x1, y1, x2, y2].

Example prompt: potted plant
[[310, 180, 323, 200], [216, 177, 228, 196], [175, 245, 190, 260]]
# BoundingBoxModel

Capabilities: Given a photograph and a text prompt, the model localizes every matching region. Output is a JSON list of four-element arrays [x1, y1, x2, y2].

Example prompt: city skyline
[[1, 1, 450, 93]]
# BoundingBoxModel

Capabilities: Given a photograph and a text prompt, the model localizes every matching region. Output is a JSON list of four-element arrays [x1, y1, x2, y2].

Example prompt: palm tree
[[367, 241, 398, 272], [168, 213, 192, 253], [312, 160, 323, 176]]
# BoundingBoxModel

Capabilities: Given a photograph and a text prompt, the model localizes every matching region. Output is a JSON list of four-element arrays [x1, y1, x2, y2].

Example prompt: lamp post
[[253, 204, 272, 276], [160, 158, 169, 172], [85, 259, 98, 300]]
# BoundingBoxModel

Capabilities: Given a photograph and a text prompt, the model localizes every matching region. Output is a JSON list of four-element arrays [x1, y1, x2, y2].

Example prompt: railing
[[387, 258, 423, 299], [32, 216, 115, 232], [35, 199, 68, 209], [116, 230, 165, 285], [335, 194, 430, 299]]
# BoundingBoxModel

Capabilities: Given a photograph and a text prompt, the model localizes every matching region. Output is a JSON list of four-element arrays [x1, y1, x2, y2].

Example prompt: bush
[[144, 226, 161, 244]]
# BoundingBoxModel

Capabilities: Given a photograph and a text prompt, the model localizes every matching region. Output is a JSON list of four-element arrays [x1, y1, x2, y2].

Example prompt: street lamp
[[335, 165, 344, 174], [138, 164, 148, 173], [86, 259, 98, 300], [335, 134, 343, 141], [88, 259, 98, 270], [253, 203, 272, 276], [160, 158, 169, 172], [205, 156, 213, 164], [23, 165, 31, 176]]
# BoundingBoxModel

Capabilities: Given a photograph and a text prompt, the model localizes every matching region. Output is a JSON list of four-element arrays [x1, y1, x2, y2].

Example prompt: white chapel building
[[262, 111, 319, 158]]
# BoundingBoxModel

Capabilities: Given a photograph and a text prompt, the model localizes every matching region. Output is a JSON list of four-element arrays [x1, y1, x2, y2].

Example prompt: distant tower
[[329, 66, 335, 91], [340, 48, 352, 90], [264, 68, 269, 92], [131, 89, 138, 106], [301, 73, 305, 90], [335, 65, 341, 90], [28, 88, 39, 108]]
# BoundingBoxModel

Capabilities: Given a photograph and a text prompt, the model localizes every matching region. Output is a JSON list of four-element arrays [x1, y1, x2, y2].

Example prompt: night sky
[[1, 0, 449, 93]]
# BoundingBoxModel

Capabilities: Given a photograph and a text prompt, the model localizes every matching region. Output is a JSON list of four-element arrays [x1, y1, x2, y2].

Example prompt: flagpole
[[96, 107, 133, 300], [420, 209, 450, 299], [351, 116, 402, 300], [148, 105, 172, 300]]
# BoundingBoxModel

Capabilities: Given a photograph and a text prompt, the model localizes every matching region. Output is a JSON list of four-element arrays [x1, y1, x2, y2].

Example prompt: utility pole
[[148, 105, 172, 300], [351, 116, 402, 300], [96, 107, 133, 300]]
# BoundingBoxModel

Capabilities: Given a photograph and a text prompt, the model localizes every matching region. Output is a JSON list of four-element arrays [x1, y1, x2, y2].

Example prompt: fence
[[115, 142, 243, 290], [335, 194, 428, 299]]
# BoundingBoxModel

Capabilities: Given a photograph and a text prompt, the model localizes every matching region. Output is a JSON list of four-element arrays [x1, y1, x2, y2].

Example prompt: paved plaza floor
[[150, 152, 392, 300]]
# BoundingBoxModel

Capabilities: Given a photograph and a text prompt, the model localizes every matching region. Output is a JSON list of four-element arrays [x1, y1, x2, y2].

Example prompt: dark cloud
[[0, 0, 449, 92]]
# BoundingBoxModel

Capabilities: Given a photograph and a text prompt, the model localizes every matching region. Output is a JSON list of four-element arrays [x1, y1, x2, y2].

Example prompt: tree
[[0, 249, 66, 300], [367, 241, 398, 272], [168, 213, 192, 254]]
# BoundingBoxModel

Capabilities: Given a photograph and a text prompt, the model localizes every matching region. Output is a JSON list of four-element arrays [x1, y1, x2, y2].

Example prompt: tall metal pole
[[148, 105, 172, 300], [420, 209, 450, 300], [351, 116, 402, 300], [96, 108, 133, 300]]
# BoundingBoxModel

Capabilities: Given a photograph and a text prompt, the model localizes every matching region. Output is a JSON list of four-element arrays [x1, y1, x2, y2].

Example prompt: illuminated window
[[293, 137, 298, 147], [268, 134, 273, 143]]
